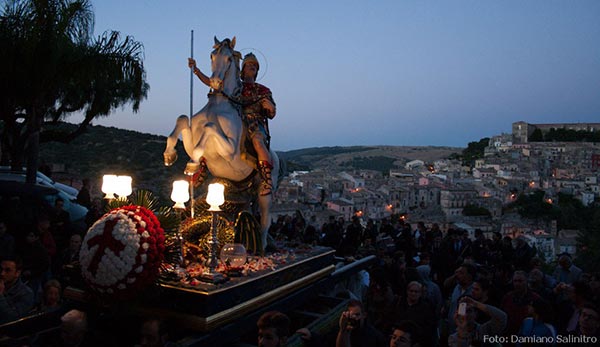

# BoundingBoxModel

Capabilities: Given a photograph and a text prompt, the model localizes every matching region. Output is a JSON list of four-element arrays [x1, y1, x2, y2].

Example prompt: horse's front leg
[[195, 122, 238, 161], [164, 115, 193, 166]]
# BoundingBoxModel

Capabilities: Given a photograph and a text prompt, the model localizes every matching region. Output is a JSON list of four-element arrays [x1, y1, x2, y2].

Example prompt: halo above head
[[240, 48, 268, 81]]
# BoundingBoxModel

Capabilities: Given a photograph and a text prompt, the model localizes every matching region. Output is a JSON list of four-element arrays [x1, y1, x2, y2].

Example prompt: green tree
[[556, 193, 586, 230], [575, 208, 600, 272], [528, 128, 544, 142], [507, 190, 560, 221], [461, 137, 489, 166], [544, 128, 600, 143], [0, 0, 148, 182], [462, 204, 491, 217]]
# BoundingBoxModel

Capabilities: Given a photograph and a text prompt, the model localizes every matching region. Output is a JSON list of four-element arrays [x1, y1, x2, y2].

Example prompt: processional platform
[[65, 246, 336, 332]]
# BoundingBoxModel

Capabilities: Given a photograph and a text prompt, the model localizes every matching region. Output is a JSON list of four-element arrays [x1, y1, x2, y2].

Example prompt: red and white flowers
[[80, 205, 165, 298]]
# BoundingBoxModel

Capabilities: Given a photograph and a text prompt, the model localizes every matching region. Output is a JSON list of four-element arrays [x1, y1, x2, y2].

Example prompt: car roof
[[0, 181, 58, 197]]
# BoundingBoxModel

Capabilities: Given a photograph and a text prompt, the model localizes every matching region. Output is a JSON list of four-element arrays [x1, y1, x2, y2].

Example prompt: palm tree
[[0, 0, 148, 182]]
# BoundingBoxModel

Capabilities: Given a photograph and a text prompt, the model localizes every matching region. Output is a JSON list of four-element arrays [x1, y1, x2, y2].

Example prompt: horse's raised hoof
[[184, 161, 200, 175], [163, 151, 177, 166]]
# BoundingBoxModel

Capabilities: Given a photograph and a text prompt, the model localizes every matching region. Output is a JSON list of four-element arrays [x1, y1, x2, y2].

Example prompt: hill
[[39, 123, 188, 202], [281, 145, 463, 172], [37, 123, 463, 200]]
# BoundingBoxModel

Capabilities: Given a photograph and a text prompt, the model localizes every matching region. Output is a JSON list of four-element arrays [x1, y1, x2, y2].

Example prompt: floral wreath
[[80, 205, 165, 298]]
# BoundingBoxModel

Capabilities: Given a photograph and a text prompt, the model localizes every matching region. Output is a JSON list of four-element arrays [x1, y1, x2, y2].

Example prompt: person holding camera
[[448, 295, 507, 347], [336, 299, 386, 347]]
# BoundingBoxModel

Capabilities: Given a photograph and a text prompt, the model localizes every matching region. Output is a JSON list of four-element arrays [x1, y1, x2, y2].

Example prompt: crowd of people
[[265, 213, 600, 346], [3, 197, 600, 346], [0, 203, 86, 320]]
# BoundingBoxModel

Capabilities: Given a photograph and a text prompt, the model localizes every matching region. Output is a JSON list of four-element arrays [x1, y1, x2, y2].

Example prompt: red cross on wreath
[[86, 218, 125, 277], [80, 206, 165, 299]]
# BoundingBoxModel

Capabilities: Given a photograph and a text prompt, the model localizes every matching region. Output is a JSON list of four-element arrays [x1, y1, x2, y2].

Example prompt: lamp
[[206, 183, 225, 211], [115, 175, 132, 198], [201, 183, 227, 283], [171, 180, 191, 266], [102, 175, 118, 199], [171, 180, 190, 209]]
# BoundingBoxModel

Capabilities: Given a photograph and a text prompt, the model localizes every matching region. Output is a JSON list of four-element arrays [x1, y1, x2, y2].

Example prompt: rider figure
[[188, 52, 276, 196], [239, 53, 276, 196]]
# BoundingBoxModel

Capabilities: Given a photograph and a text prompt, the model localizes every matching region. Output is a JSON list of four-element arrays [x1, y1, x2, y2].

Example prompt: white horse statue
[[163, 37, 279, 252]]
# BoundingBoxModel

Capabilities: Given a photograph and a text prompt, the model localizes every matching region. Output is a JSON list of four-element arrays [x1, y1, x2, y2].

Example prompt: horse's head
[[210, 36, 241, 93]]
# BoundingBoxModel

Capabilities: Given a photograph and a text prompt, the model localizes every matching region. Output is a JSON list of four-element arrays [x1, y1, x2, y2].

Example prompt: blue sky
[[81, 0, 600, 151]]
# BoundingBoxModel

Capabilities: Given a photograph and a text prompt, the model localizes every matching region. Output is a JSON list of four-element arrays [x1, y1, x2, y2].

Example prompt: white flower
[[79, 206, 163, 296]]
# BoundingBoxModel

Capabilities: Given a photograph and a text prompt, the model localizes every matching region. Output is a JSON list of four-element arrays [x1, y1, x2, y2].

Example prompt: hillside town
[[272, 121, 600, 263]]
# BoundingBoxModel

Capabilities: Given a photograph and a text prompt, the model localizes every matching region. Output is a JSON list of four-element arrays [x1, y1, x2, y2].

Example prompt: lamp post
[[201, 183, 226, 283], [171, 180, 190, 265]]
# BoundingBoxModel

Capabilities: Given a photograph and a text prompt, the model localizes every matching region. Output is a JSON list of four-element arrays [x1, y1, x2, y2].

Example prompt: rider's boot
[[258, 160, 273, 196]]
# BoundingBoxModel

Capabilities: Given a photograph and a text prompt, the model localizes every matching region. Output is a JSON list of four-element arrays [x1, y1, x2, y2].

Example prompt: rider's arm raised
[[188, 58, 211, 87]]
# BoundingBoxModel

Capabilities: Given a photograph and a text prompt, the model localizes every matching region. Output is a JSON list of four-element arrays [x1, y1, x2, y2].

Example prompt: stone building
[[440, 184, 478, 218], [512, 121, 600, 143]]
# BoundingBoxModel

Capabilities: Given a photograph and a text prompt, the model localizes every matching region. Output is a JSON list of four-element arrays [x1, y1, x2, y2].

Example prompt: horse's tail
[[267, 150, 283, 195], [276, 152, 286, 188]]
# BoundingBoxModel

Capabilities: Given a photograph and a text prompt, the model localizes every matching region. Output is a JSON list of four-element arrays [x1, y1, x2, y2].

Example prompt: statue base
[[63, 246, 337, 333], [199, 270, 228, 284]]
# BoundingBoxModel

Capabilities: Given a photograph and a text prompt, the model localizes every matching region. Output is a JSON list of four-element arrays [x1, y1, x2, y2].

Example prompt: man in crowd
[[137, 317, 178, 347], [575, 303, 600, 338], [257, 310, 291, 347], [389, 320, 421, 347], [33, 309, 105, 347], [445, 263, 476, 334], [0, 257, 34, 323], [336, 299, 386, 347], [448, 295, 507, 347], [500, 270, 541, 335], [553, 253, 582, 285]]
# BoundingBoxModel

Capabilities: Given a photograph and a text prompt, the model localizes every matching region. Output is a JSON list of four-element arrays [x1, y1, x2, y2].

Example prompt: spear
[[189, 29, 195, 219]]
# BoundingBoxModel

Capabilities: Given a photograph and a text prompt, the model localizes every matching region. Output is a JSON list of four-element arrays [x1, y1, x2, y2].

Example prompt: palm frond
[[128, 189, 159, 211], [155, 205, 182, 233], [105, 197, 130, 211]]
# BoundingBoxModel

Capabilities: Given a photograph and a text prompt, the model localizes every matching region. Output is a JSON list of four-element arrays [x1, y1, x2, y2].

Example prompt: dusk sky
[[81, 0, 600, 151]]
